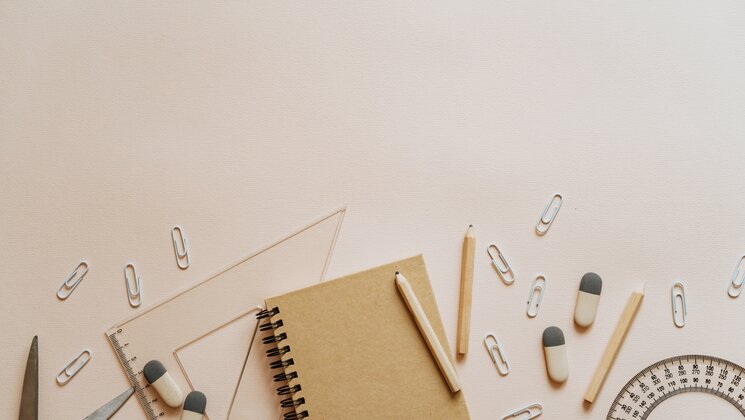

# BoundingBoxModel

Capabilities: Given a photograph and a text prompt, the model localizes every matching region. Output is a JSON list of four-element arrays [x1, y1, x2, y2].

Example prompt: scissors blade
[[83, 387, 135, 420], [18, 335, 38, 420]]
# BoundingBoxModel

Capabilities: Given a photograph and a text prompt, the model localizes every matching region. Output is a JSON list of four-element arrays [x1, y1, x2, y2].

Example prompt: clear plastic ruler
[[106, 208, 345, 419]]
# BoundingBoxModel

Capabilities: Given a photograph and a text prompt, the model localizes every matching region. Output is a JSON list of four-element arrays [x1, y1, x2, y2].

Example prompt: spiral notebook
[[256, 255, 471, 420]]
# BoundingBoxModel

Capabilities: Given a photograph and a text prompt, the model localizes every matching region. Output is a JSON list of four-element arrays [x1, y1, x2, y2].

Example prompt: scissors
[[83, 387, 135, 420], [18, 336, 38, 420], [19, 336, 134, 420]]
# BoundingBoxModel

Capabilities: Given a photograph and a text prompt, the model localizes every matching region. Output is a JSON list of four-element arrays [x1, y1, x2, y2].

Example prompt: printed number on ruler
[[108, 328, 168, 419]]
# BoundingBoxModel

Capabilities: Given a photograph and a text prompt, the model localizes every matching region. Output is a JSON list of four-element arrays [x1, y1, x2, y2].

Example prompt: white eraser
[[181, 391, 207, 420], [574, 272, 602, 327], [144, 360, 184, 408], [543, 326, 568, 383]]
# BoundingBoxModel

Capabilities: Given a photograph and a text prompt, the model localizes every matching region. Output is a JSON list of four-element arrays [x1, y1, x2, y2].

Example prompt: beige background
[[2, 1, 745, 419]]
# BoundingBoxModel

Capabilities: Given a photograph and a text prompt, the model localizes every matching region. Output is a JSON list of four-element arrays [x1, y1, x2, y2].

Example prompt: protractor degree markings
[[607, 355, 745, 420]]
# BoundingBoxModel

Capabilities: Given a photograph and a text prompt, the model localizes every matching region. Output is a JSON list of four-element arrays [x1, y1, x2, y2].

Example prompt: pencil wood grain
[[396, 272, 462, 393], [457, 225, 475, 355], [584, 289, 644, 404]]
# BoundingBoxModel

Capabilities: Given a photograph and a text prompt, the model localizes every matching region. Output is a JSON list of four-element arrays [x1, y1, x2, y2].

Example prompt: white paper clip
[[124, 263, 142, 308], [487, 244, 514, 285], [728, 256, 745, 298], [502, 402, 543, 420], [56, 261, 89, 300], [527, 276, 546, 318], [171, 225, 190, 269], [671, 282, 686, 328], [484, 334, 510, 376], [56, 349, 91, 385], [535, 194, 562, 236]]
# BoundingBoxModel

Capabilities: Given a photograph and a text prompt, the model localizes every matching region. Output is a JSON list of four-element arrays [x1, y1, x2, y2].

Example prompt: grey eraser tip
[[184, 391, 207, 414], [543, 326, 565, 347], [143, 360, 167, 384], [579, 272, 602, 295]]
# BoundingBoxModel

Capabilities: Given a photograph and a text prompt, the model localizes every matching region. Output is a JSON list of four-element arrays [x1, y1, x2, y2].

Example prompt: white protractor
[[608, 355, 745, 419]]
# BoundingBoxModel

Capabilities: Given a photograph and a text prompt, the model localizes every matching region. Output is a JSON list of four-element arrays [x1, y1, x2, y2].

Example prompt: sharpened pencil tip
[[395, 271, 400, 275]]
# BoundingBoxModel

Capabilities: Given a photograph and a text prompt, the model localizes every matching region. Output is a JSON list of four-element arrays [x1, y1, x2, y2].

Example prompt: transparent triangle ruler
[[106, 208, 345, 420]]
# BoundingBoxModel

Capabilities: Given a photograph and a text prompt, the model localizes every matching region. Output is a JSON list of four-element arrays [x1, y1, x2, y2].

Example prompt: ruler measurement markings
[[108, 331, 158, 420]]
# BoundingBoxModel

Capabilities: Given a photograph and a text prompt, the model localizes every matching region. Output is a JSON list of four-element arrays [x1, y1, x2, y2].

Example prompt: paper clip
[[56, 349, 91, 385], [535, 194, 562, 236], [124, 263, 142, 308], [487, 244, 514, 285], [527, 276, 546, 318], [56, 261, 89, 300], [484, 334, 510, 375], [671, 282, 686, 328], [728, 256, 745, 298], [171, 225, 190, 269], [502, 403, 543, 420]]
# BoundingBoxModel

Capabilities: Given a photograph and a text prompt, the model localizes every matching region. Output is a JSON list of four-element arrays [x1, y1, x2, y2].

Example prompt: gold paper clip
[[171, 225, 190, 269], [56, 261, 89, 300], [124, 263, 142, 308], [527, 276, 546, 318], [535, 194, 562, 236], [487, 244, 514, 285], [728, 256, 745, 298], [484, 334, 510, 375], [56, 349, 91, 385], [502, 403, 543, 420], [671, 282, 686, 328]]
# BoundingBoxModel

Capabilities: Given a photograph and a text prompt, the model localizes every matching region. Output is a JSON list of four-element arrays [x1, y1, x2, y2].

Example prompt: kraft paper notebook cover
[[257, 255, 471, 420]]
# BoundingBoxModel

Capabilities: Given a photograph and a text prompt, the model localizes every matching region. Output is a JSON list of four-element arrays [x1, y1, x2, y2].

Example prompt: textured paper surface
[[2, 1, 745, 419], [264, 255, 469, 419]]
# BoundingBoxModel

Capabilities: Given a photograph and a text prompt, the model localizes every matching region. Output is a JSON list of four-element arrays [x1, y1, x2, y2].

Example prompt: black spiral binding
[[257, 307, 310, 420]]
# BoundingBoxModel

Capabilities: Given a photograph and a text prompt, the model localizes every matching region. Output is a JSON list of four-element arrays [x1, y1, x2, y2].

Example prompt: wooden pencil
[[584, 287, 645, 404], [395, 272, 461, 393], [457, 225, 475, 355]]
